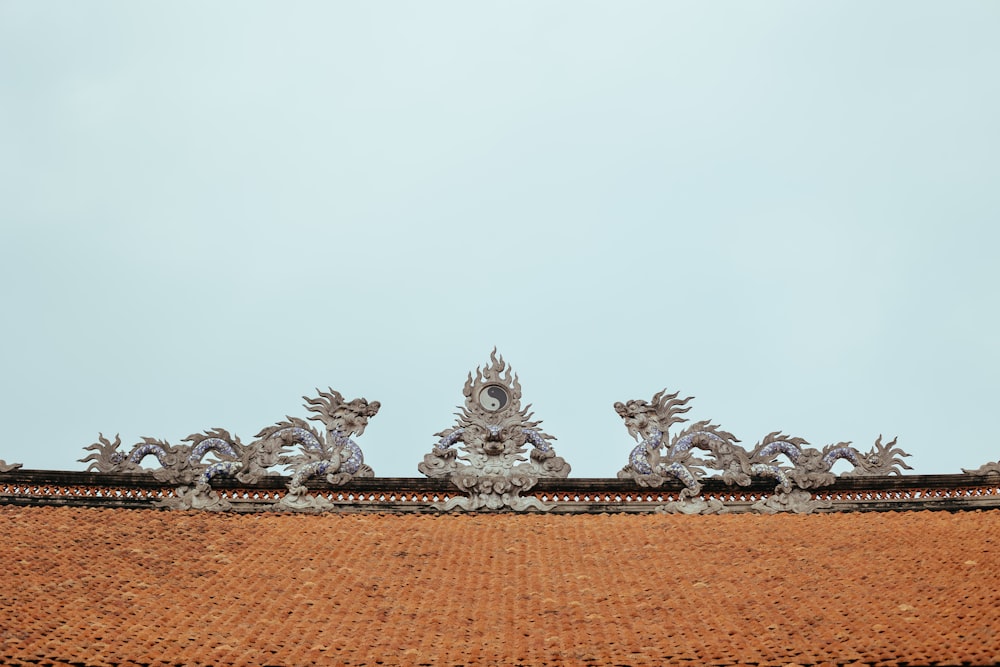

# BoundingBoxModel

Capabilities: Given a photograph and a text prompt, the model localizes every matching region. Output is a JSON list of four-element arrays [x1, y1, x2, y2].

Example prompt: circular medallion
[[478, 385, 510, 412]]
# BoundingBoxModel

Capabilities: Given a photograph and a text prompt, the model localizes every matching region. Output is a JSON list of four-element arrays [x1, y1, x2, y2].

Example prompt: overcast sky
[[2, 2, 998, 478]]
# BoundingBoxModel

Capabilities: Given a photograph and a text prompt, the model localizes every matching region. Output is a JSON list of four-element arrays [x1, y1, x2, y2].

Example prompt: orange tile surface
[[1, 506, 998, 666]]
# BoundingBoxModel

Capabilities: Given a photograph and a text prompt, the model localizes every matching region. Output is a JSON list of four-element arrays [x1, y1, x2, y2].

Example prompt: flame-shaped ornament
[[419, 350, 570, 511]]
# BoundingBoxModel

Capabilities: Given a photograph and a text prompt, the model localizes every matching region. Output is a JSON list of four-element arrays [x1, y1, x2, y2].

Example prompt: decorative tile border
[[3, 471, 999, 514]]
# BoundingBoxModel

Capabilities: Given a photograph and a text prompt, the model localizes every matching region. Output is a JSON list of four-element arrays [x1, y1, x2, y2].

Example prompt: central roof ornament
[[419, 350, 570, 511]]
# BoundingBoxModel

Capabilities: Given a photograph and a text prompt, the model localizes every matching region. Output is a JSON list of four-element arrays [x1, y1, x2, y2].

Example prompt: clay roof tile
[[2, 506, 998, 665]]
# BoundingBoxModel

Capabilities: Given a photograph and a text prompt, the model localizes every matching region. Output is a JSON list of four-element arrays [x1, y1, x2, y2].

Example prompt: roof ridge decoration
[[79, 388, 380, 511], [0, 459, 22, 473], [419, 350, 570, 511], [963, 459, 1000, 476], [616, 389, 912, 514]]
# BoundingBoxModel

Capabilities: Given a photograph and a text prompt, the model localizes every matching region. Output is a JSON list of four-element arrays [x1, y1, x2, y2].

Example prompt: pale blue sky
[[2, 2, 998, 477]]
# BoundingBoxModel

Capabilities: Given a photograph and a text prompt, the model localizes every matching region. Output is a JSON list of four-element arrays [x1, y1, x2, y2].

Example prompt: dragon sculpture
[[80, 387, 379, 510], [258, 389, 380, 510], [617, 389, 911, 513], [419, 350, 570, 511]]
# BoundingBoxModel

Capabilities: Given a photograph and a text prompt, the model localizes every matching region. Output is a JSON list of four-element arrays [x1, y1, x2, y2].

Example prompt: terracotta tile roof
[[1, 506, 998, 666]]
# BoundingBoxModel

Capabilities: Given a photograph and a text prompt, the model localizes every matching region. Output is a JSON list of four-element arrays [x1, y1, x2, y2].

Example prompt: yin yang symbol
[[478, 385, 509, 412]]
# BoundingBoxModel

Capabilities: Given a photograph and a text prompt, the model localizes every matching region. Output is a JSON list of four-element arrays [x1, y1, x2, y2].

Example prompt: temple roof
[[3, 505, 998, 666]]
